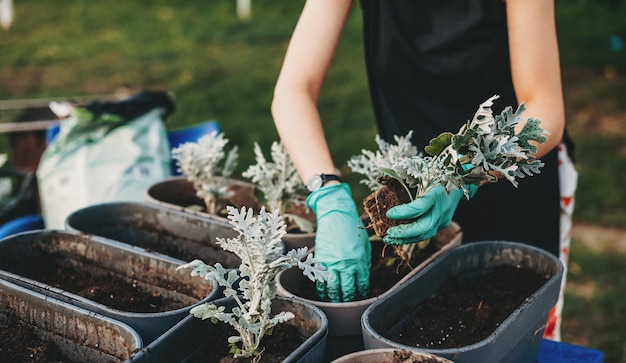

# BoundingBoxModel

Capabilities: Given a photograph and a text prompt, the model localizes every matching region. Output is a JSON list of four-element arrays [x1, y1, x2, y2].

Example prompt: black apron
[[359, 0, 562, 256]]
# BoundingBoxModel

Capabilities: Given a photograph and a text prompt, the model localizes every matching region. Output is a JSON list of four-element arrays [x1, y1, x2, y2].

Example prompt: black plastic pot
[[0, 278, 142, 362], [129, 296, 328, 363], [0, 230, 219, 345], [362, 241, 564, 363], [65, 201, 241, 268]]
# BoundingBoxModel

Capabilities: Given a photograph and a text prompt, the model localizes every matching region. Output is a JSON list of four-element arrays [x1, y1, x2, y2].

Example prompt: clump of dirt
[[363, 176, 416, 237], [392, 349, 449, 363]]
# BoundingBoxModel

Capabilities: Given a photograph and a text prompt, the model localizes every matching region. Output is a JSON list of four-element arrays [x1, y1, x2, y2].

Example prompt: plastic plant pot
[[128, 296, 328, 363], [144, 176, 315, 251], [277, 222, 463, 361], [65, 201, 241, 268], [0, 230, 219, 345], [361, 241, 564, 363], [143, 176, 257, 222], [0, 278, 142, 362]]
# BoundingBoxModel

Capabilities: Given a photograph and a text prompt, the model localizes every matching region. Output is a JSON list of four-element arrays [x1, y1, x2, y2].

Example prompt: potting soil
[[190, 321, 304, 363], [392, 265, 549, 348], [0, 311, 75, 362], [19, 249, 194, 313]]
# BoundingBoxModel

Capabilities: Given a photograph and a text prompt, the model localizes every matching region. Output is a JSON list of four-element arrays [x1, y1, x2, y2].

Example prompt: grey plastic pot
[[361, 241, 564, 363], [277, 222, 462, 361], [330, 348, 453, 363], [144, 176, 316, 251], [129, 296, 328, 363], [65, 201, 241, 268], [143, 176, 255, 223], [0, 278, 142, 362], [282, 229, 316, 251], [0, 230, 219, 345]]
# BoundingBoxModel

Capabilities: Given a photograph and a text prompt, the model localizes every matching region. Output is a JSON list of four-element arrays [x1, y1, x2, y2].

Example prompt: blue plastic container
[[0, 213, 44, 239], [167, 120, 220, 175]]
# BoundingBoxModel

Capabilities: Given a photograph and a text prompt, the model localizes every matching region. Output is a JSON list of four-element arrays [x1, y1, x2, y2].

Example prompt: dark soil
[[19, 249, 192, 313], [191, 321, 305, 363], [363, 176, 416, 237], [370, 238, 441, 297], [391, 265, 549, 348], [97, 217, 238, 267], [160, 181, 262, 218], [0, 311, 78, 363]]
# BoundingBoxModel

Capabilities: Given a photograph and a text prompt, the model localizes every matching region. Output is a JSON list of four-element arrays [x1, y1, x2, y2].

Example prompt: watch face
[[306, 175, 323, 192]]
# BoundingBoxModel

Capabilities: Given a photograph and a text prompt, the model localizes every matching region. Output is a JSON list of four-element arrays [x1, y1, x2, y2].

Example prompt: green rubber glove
[[383, 184, 478, 245], [306, 183, 371, 302]]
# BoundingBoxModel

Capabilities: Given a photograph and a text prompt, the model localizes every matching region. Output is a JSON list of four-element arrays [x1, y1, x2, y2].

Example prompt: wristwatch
[[306, 173, 342, 193]]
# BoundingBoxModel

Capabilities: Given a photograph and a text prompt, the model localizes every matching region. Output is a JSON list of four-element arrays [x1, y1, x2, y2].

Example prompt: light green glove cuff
[[383, 184, 477, 245], [307, 183, 371, 302]]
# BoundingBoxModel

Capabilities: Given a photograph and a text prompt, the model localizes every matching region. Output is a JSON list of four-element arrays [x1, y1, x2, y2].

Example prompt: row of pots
[[0, 203, 326, 362], [0, 177, 564, 362], [0, 272, 448, 363]]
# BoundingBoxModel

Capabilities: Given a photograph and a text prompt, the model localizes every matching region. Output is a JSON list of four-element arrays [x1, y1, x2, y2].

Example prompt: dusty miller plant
[[351, 95, 548, 264], [177, 206, 327, 360], [386, 95, 548, 198], [171, 131, 238, 215], [242, 141, 314, 233], [348, 131, 419, 192]]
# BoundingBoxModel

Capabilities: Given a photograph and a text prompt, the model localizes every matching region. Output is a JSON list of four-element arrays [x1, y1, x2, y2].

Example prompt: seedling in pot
[[351, 95, 548, 267], [177, 206, 327, 360], [171, 131, 239, 215], [243, 140, 314, 233]]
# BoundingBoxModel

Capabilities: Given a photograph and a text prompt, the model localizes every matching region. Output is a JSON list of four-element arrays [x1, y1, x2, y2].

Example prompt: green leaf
[[424, 132, 453, 156], [379, 167, 403, 183], [451, 127, 476, 151]]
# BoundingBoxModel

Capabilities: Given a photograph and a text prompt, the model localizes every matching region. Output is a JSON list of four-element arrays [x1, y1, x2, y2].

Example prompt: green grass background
[[1, 1, 625, 361]]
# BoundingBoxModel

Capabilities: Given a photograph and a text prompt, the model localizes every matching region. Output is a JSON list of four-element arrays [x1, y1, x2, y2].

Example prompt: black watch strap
[[306, 173, 342, 192]]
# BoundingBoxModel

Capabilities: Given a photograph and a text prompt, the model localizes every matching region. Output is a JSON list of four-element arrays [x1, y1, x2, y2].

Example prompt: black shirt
[[360, 0, 562, 256]]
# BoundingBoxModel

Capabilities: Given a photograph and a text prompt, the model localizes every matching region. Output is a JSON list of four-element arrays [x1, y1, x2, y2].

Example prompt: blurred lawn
[[1, 0, 625, 361], [562, 236, 626, 363]]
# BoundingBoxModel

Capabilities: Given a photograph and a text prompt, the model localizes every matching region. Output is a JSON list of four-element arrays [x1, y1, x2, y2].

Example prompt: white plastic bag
[[37, 92, 173, 229]]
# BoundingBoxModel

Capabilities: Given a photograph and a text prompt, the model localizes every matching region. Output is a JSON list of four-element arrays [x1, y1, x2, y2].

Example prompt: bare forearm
[[507, 0, 565, 158], [271, 0, 353, 182], [271, 91, 337, 182]]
